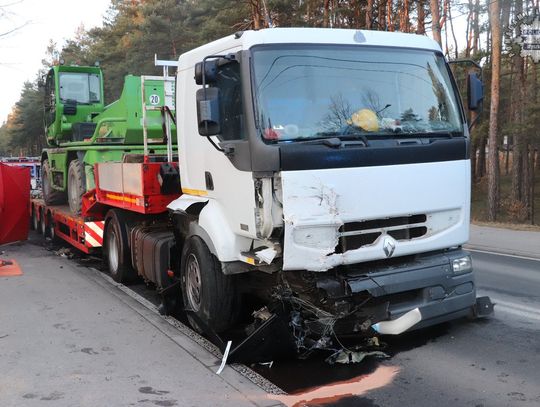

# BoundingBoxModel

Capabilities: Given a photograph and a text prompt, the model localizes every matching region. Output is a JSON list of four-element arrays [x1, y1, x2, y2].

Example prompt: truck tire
[[180, 236, 239, 334], [103, 209, 137, 284], [68, 159, 86, 215], [42, 159, 66, 206]]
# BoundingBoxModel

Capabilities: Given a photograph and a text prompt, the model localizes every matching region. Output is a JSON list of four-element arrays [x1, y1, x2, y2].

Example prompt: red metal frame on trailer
[[31, 160, 179, 253], [30, 200, 104, 254], [90, 161, 180, 216]]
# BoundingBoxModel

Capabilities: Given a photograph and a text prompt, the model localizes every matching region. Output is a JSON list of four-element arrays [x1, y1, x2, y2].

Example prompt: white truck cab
[[168, 28, 485, 342]]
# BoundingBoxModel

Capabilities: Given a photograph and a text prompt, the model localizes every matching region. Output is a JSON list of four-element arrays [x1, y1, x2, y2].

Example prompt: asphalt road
[[8, 234, 538, 407], [75, 244, 540, 407], [253, 250, 540, 407]]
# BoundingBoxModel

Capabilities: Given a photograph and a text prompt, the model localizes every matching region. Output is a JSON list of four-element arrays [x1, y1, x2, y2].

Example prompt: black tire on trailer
[[42, 159, 66, 206], [103, 209, 137, 284], [40, 206, 48, 238], [47, 210, 57, 241], [180, 236, 239, 334], [31, 205, 38, 231], [67, 159, 86, 216]]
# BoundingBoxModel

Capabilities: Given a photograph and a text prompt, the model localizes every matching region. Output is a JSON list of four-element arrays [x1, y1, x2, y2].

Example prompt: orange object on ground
[[0, 259, 23, 277]]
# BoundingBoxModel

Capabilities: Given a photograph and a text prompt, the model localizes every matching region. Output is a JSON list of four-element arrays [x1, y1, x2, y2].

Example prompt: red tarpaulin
[[0, 163, 30, 245]]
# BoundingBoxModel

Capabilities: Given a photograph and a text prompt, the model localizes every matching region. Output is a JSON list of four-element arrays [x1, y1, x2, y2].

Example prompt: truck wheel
[[68, 159, 86, 216], [180, 236, 239, 334], [42, 159, 66, 206], [104, 209, 136, 284]]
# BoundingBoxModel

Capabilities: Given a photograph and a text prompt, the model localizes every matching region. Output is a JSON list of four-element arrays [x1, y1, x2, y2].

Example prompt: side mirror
[[467, 72, 484, 111], [194, 60, 218, 85], [196, 87, 220, 136]]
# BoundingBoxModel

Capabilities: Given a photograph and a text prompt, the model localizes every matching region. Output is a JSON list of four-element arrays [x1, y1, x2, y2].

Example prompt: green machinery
[[41, 60, 176, 214]]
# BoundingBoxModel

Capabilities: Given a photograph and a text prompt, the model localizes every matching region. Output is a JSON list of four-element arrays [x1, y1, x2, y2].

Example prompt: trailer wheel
[[42, 159, 66, 206], [47, 211, 57, 241], [180, 236, 239, 334], [31, 205, 38, 231], [104, 209, 136, 284], [67, 159, 86, 216], [39, 206, 48, 237]]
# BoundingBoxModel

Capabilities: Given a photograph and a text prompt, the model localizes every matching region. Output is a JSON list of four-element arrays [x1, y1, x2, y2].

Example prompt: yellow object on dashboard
[[351, 109, 379, 132]]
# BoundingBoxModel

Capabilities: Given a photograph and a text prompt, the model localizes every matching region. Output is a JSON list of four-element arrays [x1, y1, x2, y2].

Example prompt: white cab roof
[[178, 28, 442, 69]]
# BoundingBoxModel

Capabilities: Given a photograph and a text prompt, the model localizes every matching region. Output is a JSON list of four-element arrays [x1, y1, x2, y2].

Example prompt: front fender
[[168, 195, 253, 262]]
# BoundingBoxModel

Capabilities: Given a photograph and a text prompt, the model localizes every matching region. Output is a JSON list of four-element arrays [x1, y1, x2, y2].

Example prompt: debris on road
[[326, 349, 389, 365]]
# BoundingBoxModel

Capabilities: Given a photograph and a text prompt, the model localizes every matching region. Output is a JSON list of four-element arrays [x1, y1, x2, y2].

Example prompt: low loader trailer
[[32, 28, 492, 362]]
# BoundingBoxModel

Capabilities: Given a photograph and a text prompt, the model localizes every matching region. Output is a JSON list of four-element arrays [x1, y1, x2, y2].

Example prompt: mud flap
[[472, 296, 494, 318]]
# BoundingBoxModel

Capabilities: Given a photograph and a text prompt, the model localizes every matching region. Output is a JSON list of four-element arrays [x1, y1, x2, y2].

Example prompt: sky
[[0, 0, 111, 124]]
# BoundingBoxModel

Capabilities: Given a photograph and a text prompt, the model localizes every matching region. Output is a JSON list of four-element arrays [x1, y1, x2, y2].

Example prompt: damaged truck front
[[168, 28, 490, 357]]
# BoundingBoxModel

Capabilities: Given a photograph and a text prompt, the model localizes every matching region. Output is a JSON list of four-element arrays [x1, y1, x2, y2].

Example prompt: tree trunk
[[531, 149, 536, 224], [471, 138, 478, 182], [501, 0, 511, 31], [378, 0, 387, 30], [430, 0, 442, 45], [522, 143, 532, 220], [511, 0, 525, 204], [443, 0, 449, 56], [533, 62, 539, 205], [250, 0, 262, 29], [478, 134, 487, 178], [366, 0, 374, 28], [512, 146, 523, 199], [487, 0, 501, 221], [472, 0, 480, 54], [448, 4, 459, 59], [465, 0, 473, 57], [417, 0, 425, 34], [323, 0, 330, 28], [399, 0, 410, 32], [387, 0, 394, 30], [505, 137, 510, 175]]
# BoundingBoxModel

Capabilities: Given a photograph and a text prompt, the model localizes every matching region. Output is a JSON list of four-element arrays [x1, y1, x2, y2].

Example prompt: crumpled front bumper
[[315, 248, 477, 332]]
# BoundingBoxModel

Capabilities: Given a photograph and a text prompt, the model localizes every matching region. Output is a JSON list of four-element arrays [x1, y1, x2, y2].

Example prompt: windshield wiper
[[294, 136, 343, 148], [315, 130, 370, 147]]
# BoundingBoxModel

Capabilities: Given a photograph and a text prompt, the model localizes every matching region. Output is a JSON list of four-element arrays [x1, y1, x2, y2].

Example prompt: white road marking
[[478, 289, 540, 324], [467, 248, 540, 262], [494, 301, 540, 322]]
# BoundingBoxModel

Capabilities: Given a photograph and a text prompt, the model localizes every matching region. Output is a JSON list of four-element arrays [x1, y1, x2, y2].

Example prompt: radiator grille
[[336, 214, 427, 253]]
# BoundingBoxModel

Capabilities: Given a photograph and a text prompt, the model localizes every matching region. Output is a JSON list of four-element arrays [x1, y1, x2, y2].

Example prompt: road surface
[[2, 234, 538, 407], [257, 249, 540, 407]]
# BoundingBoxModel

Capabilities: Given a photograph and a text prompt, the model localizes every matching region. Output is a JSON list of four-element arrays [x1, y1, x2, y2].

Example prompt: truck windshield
[[252, 45, 463, 142], [59, 72, 101, 104]]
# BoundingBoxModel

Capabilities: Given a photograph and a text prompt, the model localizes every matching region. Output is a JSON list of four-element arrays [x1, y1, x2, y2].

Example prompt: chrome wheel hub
[[108, 231, 119, 272], [185, 253, 202, 312]]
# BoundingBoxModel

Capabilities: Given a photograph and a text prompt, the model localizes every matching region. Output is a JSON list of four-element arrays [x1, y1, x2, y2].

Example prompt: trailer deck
[[31, 200, 104, 253]]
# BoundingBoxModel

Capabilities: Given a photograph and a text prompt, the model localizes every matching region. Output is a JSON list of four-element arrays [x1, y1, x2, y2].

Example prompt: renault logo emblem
[[383, 236, 396, 257]]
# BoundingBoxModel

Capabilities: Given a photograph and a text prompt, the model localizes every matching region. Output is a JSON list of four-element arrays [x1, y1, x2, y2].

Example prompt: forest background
[[0, 0, 539, 225]]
